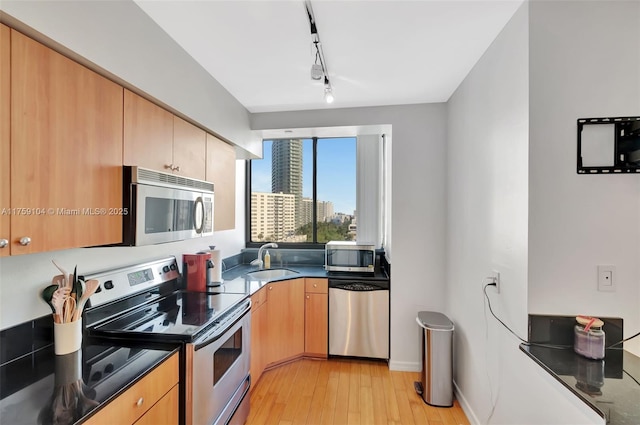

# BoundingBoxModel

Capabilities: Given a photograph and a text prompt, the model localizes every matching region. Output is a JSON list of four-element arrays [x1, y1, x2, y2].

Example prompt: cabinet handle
[[164, 164, 174, 170], [0, 239, 7, 248], [173, 165, 181, 172], [306, 295, 310, 299], [19, 237, 31, 246], [313, 283, 317, 288], [268, 286, 273, 291], [136, 397, 144, 407]]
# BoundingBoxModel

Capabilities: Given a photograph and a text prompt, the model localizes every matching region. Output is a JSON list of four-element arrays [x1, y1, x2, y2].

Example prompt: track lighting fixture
[[324, 76, 334, 104], [305, 0, 334, 104]]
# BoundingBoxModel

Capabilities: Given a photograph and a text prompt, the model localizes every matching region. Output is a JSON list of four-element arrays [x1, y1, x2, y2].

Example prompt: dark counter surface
[[217, 263, 390, 296], [0, 339, 178, 425], [520, 345, 640, 425]]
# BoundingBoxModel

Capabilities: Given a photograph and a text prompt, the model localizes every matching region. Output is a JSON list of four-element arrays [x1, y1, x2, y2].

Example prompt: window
[[247, 137, 357, 246]]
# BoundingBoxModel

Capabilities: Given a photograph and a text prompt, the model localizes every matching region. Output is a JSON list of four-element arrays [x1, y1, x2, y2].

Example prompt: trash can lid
[[417, 311, 454, 330]]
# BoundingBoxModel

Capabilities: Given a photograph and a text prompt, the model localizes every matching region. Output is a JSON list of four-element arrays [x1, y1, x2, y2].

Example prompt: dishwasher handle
[[331, 282, 384, 291]]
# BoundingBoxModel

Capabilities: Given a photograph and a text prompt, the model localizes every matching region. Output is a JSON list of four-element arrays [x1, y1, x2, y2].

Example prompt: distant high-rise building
[[272, 140, 303, 226], [250, 192, 297, 242], [301, 198, 335, 225]]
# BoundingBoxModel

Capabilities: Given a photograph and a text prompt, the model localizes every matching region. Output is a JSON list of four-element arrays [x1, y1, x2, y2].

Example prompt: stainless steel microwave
[[325, 241, 376, 273], [121, 166, 214, 246]]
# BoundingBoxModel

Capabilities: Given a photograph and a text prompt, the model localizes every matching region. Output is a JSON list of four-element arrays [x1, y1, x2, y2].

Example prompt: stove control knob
[[104, 280, 114, 290], [170, 264, 177, 271], [162, 265, 170, 273]]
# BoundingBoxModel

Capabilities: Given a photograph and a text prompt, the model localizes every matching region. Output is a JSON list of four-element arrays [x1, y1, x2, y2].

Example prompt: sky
[[251, 137, 356, 215]]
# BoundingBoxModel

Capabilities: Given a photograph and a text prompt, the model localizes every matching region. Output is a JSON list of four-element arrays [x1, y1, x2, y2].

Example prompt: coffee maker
[[183, 252, 213, 292]]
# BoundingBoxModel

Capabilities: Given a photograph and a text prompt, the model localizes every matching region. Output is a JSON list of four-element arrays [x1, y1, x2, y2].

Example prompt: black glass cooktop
[[89, 291, 247, 341]]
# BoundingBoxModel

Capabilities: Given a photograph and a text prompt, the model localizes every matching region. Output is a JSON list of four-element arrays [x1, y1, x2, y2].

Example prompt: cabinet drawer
[[305, 278, 328, 294], [133, 384, 179, 425], [86, 353, 179, 425], [251, 287, 267, 309]]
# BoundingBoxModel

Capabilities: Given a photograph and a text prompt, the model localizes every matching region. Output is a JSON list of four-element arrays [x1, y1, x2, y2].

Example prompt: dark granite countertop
[[522, 314, 640, 425], [216, 263, 390, 297], [0, 340, 178, 425]]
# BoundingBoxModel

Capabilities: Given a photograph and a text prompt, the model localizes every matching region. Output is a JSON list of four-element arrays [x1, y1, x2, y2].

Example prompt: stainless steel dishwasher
[[328, 279, 390, 359]]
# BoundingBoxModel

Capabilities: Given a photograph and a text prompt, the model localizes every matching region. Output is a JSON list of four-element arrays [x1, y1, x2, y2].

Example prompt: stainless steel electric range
[[82, 256, 251, 425]]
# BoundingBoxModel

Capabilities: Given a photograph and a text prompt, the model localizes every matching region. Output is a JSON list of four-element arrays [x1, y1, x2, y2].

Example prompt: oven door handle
[[193, 299, 251, 349]]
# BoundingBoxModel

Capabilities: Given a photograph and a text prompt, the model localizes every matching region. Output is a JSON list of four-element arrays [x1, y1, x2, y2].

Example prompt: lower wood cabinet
[[304, 278, 328, 357], [265, 278, 305, 365], [85, 353, 179, 425], [250, 288, 268, 386], [250, 277, 329, 389]]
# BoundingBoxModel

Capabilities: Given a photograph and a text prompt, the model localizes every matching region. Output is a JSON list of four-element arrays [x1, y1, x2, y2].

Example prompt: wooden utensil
[[52, 260, 69, 288], [63, 297, 76, 323], [51, 287, 71, 324], [73, 279, 99, 321]]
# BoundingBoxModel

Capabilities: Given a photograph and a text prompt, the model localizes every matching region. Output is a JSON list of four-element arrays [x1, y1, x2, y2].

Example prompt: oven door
[[187, 310, 251, 425], [134, 183, 213, 246]]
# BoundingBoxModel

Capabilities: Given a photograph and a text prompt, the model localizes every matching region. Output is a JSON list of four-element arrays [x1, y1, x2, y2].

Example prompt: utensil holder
[[54, 349, 82, 385], [54, 319, 82, 355]]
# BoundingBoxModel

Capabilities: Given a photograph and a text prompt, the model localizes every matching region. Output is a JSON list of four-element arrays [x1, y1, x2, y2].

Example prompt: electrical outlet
[[491, 271, 501, 293], [489, 270, 500, 294]]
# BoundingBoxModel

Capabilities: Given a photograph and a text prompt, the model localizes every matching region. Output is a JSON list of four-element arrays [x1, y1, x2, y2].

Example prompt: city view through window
[[250, 138, 357, 243]]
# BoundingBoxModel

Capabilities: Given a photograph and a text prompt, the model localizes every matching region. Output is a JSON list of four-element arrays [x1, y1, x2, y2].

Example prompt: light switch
[[597, 265, 615, 292]]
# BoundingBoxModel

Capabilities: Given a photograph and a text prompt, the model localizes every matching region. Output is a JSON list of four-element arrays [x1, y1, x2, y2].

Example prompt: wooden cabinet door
[[250, 293, 267, 387], [305, 292, 328, 357], [173, 116, 206, 180], [86, 353, 179, 425], [123, 89, 173, 171], [206, 133, 236, 231], [265, 279, 305, 364], [0, 24, 10, 256], [10, 30, 123, 254]]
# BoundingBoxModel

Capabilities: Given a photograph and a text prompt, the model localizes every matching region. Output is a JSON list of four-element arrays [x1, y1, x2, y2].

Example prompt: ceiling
[[134, 0, 523, 114]]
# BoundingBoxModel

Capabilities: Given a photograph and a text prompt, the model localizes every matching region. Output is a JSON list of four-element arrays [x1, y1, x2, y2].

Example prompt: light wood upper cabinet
[[0, 24, 10, 257], [86, 353, 179, 425], [265, 278, 305, 365], [123, 89, 173, 172], [10, 29, 123, 254], [124, 90, 207, 180], [173, 116, 206, 180], [206, 133, 236, 231]]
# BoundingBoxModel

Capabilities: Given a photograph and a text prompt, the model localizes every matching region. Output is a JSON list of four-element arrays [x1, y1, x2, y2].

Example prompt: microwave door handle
[[193, 196, 204, 234]]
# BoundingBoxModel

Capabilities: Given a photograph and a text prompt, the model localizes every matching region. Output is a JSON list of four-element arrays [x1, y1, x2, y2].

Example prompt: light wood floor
[[246, 358, 470, 425]]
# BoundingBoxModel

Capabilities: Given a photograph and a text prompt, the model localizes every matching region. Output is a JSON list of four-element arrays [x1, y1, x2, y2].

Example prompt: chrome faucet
[[250, 242, 278, 269]]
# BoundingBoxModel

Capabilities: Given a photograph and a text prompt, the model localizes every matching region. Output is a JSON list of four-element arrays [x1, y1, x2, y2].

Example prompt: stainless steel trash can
[[414, 311, 454, 407]]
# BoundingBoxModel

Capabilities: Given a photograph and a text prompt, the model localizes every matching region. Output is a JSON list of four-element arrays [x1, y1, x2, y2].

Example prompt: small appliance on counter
[[574, 315, 605, 360], [183, 252, 213, 292], [207, 246, 223, 286], [325, 241, 376, 273]]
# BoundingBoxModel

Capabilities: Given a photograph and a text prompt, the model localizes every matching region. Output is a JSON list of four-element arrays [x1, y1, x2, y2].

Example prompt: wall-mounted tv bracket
[[577, 116, 640, 174]]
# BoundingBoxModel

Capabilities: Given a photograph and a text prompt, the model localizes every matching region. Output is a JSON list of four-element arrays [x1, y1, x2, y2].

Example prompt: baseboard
[[454, 380, 481, 425], [388, 360, 421, 372]]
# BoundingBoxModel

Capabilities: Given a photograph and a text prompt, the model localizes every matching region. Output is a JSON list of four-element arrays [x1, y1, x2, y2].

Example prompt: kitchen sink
[[245, 268, 299, 280]]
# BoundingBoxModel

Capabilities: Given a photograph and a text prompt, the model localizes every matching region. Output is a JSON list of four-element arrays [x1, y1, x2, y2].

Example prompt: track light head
[[324, 88, 334, 104]]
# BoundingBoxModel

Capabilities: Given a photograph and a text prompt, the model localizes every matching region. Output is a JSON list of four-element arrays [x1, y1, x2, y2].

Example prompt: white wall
[[252, 104, 447, 370], [528, 1, 640, 356], [446, 4, 603, 424], [0, 0, 262, 158]]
